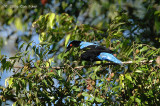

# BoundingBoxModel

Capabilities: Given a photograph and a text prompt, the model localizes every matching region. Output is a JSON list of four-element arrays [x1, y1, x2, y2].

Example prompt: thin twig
[[68, 64, 94, 89], [69, 65, 88, 82]]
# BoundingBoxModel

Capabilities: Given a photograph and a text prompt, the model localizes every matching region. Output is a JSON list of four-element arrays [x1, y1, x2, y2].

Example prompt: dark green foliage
[[0, 0, 160, 105]]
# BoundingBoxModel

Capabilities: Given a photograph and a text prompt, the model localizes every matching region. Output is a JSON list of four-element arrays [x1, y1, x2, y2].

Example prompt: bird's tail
[[97, 52, 123, 65]]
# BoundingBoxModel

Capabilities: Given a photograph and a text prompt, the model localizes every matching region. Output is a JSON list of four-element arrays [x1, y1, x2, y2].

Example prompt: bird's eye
[[70, 44, 73, 46]]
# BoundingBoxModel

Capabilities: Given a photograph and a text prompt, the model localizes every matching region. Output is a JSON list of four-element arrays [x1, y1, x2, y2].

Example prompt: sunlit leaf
[[82, 92, 91, 97], [15, 18, 23, 30], [140, 46, 148, 53], [57, 70, 61, 76], [135, 98, 141, 104], [5, 78, 9, 87], [119, 74, 124, 88], [65, 34, 71, 47], [72, 86, 80, 91], [12, 102, 17, 106], [95, 97, 105, 102], [8, 78, 13, 88], [135, 70, 142, 73], [47, 13, 56, 29], [125, 73, 132, 82]]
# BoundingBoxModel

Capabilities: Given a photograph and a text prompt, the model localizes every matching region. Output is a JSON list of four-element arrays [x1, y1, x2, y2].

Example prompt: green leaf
[[8, 78, 13, 88], [119, 74, 124, 88], [95, 97, 105, 102], [0, 55, 4, 60], [135, 98, 141, 104], [19, 42, 25, 50], [57, 70, 61, 76], [140, 46, 148, 53], [49, 96, 55, 100], [34, 62, 41, 70], [65, 34, 71, 47], [15, 18, 23, 30], [39, 32, 46, 42], [112, 86, 121, 91], [5, 78, 9, 87], [154, 10, 160, 15], [47, 72, 55, 76], [39, 42, 52, 45], [135, 70, 142, 73], [26, 41, 33, 51], [72, 86, 80, 91], [89, 96, 95, 103], [130, 96, 134, 102], [62, 2, 68, 9], [12, 101, 17, 106], [43, 80, 48, 86], [90, 73, 96, 80], [70, 97, 77, 102], [47, 13, 56, 29], [1, 58, 6, 69], [82, 92, 90, 97], [9, 56, 21, 59], [125, 73, 132, 82]]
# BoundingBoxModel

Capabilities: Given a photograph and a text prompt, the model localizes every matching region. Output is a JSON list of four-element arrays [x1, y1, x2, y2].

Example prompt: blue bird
[[66, 40, 122, 65]]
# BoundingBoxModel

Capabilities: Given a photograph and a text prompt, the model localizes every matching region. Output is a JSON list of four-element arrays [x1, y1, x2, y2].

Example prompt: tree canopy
[[0, 0, 160, 105]]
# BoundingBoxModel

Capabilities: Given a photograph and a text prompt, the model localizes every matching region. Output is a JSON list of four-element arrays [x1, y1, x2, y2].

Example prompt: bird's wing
[[97, 52, 122, 65], [80, 42, 98, 49], [82, 45, 113, 54], [86, 45, 113, 53]]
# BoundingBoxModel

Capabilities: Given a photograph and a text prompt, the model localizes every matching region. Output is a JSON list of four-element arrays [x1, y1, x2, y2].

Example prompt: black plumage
[[66, 40, 122, 64], [81, 45, 113, 61]]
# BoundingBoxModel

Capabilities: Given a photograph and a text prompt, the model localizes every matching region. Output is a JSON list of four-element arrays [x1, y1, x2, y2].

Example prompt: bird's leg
[[108, 65, 112, 78], [106, 67, 112, 78], [89, 59, 94, 66], [87, 61, 93, 66]]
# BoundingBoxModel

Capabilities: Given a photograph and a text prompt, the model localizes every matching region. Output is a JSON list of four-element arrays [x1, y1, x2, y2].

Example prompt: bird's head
[[65, 40, 81, 53]]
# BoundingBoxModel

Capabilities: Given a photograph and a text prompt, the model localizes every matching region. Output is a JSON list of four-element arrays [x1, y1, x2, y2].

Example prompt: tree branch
[[12, 60, 154, 70]]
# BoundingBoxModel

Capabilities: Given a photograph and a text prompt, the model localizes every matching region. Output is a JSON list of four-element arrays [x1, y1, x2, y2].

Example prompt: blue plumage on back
[[80, 42, 98, 49], [97, 52, 122, 65]]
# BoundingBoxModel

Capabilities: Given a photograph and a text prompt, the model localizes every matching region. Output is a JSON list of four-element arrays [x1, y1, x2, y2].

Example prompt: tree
[[0, 0, 160, 105]]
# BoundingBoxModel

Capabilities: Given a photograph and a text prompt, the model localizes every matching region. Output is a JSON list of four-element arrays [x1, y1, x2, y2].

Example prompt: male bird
[[66, 40, 122, 65]]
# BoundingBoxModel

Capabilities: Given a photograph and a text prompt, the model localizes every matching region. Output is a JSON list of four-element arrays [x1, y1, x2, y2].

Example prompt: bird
[[65, 40, 122, 65]]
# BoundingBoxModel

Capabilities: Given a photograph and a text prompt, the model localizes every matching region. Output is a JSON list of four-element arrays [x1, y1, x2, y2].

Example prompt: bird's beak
[[65, 48, 70, 53], [65, 49, 68, 53]]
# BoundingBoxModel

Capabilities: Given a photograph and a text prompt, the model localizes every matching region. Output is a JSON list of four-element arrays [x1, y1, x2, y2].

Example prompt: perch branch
[[12, 60, 154, 70]]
